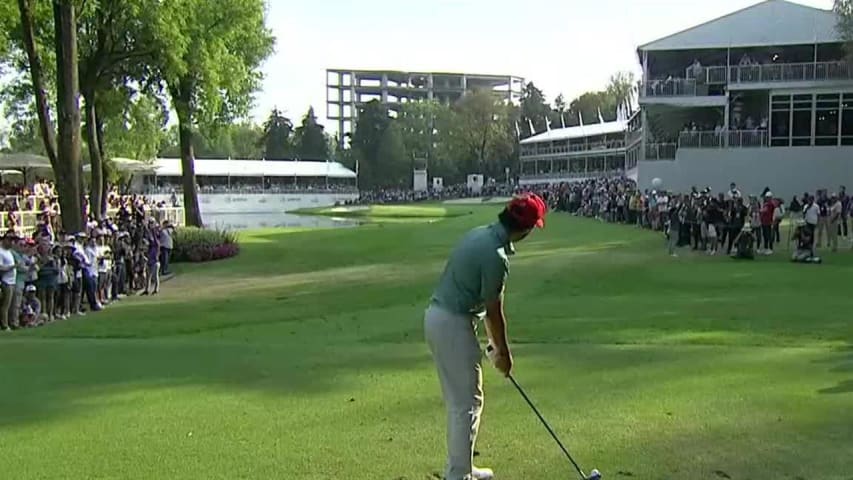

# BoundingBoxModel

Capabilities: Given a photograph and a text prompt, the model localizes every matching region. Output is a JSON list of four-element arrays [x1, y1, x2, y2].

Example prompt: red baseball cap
[[507, 193, 547, 229]]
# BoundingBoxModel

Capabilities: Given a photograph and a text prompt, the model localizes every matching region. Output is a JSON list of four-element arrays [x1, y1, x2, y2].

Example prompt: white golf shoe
[[472, 466, 494, 480]]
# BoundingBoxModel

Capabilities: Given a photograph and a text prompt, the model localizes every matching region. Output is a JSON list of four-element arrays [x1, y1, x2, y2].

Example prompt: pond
[[203, 212, 362, 231]]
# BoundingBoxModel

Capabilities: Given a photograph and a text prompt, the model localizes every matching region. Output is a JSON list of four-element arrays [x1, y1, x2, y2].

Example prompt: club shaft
[[509, 374, 587, 479]]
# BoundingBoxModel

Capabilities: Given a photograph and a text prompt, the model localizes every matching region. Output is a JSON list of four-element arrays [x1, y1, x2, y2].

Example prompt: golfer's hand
[[493, 348, 513, 377]]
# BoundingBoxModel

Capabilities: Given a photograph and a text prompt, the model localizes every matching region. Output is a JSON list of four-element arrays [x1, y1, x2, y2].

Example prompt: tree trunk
[[53, 0, 84, 233], [174, 81, 203, 227], [96, 109, 109, 218], [17, 0, 58, 164], [83, 92, 104, 221]]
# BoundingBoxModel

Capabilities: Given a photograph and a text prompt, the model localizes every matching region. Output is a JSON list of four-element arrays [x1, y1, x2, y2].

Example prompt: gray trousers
[[424, 304, 484, 480]]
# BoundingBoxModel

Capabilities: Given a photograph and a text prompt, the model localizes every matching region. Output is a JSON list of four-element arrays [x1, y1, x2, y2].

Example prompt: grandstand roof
[[152, 158, 357, 179], [638, 0, 839, 52], [519, 120, 627, 144]]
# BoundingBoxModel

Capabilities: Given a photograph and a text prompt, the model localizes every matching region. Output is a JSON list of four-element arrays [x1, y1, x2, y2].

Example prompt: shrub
[[172, 227, 240, 263]]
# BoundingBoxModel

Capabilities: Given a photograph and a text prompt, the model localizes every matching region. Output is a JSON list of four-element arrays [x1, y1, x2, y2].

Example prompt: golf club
[[487, 344, 601, 480]]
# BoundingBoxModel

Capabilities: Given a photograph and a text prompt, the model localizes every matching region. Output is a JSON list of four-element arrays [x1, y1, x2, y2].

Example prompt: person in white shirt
[[828, 193, 843, 252], [0, 232, 18, 331], [81, 234, 102, 312], [803, 196, 820, 256]]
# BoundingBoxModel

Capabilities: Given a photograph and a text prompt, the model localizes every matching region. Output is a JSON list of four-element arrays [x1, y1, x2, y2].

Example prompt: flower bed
[[172, 227, 240, 263]]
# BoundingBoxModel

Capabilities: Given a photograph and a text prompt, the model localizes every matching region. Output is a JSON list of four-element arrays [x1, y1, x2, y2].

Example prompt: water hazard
[[203, 212, 361, 231]]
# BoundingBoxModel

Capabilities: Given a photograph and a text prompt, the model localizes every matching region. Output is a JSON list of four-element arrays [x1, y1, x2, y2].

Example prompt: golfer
[[425, 193, 546, 480]]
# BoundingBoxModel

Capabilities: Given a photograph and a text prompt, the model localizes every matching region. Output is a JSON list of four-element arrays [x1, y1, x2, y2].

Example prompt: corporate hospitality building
[[521, 0, 853, 198], [327, 69, 524, 146]]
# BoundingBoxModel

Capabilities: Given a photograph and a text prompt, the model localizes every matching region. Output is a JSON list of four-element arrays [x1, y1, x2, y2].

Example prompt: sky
[[254, 0, 834, 133]]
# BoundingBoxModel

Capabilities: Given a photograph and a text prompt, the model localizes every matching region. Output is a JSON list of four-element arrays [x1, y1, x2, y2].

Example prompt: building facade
[[326, 69, 524, 146], [631, 0, 853, 198]]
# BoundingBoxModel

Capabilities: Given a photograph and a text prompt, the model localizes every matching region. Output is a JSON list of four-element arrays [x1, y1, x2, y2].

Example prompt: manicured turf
[[1, 205, 852, 479]]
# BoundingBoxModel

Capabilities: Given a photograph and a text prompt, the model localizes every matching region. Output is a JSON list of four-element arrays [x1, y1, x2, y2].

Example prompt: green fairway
[[1, 206, 852, 479]]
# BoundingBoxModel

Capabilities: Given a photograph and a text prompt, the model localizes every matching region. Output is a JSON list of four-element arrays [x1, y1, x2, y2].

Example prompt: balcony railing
[[730, 61, 853, 84], [643, 78, 697, 97], [645, 143, 677, 160], [678, 130, 769, 148], [642, 61, 853, 98], [521, 140, 626, 158]]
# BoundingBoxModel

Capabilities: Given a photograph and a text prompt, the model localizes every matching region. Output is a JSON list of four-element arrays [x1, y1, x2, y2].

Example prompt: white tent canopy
[[0, 153, 52, 169], [638, 0, 840, 53], [151, 158, 357, 179], [520, 120, 628, 144], [84, 157, 155, 173]]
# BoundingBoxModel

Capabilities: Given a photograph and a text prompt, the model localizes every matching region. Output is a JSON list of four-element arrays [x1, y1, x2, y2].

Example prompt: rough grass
[[1, 207, 851, 479]]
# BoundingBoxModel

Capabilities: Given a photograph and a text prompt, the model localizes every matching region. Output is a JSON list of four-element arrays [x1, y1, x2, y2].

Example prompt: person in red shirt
[[759, 192, 777, 254]]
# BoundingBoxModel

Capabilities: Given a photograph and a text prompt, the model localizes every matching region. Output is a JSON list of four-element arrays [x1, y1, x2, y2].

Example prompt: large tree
[[13, 0, 84, 232], [292, 107, 328, 160], [259, 108, 293, 160], [836, 0, 853, 57], [157, 0, 274, 226], [519, 81, 551, 137], [76, 0, 162, 219], [351, 100, 391, 189], [452, 89, 515, 178]]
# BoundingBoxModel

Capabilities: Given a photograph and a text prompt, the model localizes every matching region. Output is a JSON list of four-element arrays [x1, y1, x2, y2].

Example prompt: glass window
[[791, 109, 812, 146], [771, 110, 790, 147], [815, 109, 839, 146]]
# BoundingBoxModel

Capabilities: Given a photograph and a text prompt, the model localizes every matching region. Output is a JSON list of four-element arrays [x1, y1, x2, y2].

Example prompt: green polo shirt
[[430, 222, 514, 318]]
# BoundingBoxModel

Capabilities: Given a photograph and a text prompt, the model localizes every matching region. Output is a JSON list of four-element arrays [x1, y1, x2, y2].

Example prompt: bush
[[172, 227, 240, 263]]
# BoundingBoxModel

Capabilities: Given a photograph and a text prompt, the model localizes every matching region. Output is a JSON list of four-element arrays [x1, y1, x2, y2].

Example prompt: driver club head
[[586, 469, 602, 480]]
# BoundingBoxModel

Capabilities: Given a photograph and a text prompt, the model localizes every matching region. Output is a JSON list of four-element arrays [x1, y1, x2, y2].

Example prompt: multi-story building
[[518, 114, 632, 185], [326, 69, 524, 146], [631, 0, 853, 198]]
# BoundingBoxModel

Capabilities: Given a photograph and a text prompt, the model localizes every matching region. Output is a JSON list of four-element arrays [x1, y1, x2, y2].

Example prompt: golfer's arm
[[485, 297, 509, 353]]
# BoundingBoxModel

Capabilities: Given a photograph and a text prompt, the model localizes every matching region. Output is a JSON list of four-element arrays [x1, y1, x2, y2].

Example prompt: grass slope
[[1, 207, 851, 480]]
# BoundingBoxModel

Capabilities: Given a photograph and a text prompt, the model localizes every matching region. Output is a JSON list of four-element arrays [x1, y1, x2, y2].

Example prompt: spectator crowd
[[0, 182, 178, 332], [358, 177, 851, 262]]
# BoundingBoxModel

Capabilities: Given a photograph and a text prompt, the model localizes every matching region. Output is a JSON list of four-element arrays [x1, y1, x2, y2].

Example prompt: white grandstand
[[631, 0, 853, 197], [141, 158, 357, 193], [518, 111, 632, 185]]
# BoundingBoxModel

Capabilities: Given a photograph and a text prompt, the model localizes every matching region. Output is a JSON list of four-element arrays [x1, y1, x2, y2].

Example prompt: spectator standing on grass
[[143, 225, 161, 295], [56, 245, 70, 319], [159, 221, 174, 276], [816, 191, 829, 248], [667, 195, 683, 257], [804, 195, 819, 256], [0, 233, 16, 331], [82, 234, 102, 312], [759, 192, 776, 255], [839, 186, 849, 240], [728, 197, 748, 254], [36, 245, 59, 322], [828, 193, 842, 252], [773, 199, 785, 244]]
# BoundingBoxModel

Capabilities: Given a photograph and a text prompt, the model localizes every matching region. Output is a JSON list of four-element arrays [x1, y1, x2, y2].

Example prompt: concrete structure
[[327, 69, 524, 145], [518, 114, 632, 185], [631, 0, 853, 198]]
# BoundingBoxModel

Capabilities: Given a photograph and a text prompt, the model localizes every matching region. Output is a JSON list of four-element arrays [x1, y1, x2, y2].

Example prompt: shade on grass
[[1, 207, 851, 479]]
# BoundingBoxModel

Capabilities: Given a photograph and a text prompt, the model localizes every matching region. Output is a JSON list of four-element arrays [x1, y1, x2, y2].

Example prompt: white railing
[[730, 61, 853, 84], [642, 61, 853, 97], [678, 130, 769, 148], [643, 78, 697, 97]]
